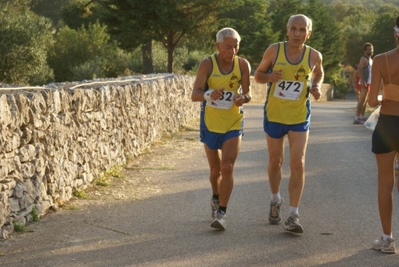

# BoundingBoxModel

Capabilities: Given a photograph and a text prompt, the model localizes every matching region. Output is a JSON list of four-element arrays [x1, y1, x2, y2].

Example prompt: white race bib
[[206, 89, 235, 109], [273, 80, 305, 100]]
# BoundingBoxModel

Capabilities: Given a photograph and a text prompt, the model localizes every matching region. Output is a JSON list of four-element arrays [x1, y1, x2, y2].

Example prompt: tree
[[48, 21, 134, 82], [0, 1, 54, 85], [217, 0, 279, 68], [268, 0, 306, 41], [60, 0, 98, 30], [367, 12, 399, 56], [304, 0, 344, 80], [97, 0, 228, 73], [30, 0, 74, 31], [339, 9, 376, 69]]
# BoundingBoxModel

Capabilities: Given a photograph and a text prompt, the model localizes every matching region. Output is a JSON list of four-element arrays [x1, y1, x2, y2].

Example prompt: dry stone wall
[[0, 74, 332, 239], [0, 74, 198, 239]]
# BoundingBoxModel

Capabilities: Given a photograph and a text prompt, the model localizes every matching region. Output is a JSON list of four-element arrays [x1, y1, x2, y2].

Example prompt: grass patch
[[31, 207, 40, 222], [67, 205, 79, 210], [93, 165, 125, 187], [105, 165, 124, 178], [93, 178, 109, 186], [73, 189, 88, 199], [14, 223, 27, 232]]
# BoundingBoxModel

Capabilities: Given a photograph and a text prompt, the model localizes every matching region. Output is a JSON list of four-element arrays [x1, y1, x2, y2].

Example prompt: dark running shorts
[[372, 114, 399, 154], [264, 118, 310, 139]]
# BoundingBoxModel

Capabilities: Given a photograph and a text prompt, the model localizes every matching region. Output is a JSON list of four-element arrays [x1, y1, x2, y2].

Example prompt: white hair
[[216, 27, 241, 43], [287, 14, 312, 31]]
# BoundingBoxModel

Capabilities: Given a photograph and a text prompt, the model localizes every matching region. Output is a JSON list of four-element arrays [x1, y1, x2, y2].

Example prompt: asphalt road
[[1, 93, 399, 267]]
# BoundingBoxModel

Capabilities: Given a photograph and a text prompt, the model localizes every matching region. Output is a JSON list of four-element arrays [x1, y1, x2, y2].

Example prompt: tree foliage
[[0, 1, 54, 85], [367, 12, 399, 56], [304, 0, 344, 80], [217, 0, 279, 68], [0, 0, 398, 88], [97, 0, 229, 73], [48, 21, 135, 82]]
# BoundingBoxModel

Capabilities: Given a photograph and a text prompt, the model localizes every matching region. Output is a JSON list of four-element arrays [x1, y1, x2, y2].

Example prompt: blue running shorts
[[200, 129, 242, 150], [264, 117, 310, 139]]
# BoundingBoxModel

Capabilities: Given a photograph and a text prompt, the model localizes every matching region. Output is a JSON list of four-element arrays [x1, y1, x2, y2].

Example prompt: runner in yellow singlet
[[254, 14, 324, 234], [191, 27, 251, 230]]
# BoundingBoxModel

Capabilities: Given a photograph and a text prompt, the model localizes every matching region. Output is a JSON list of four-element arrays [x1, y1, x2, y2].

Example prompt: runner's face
[[216, 37, 239, 63], [364, 46, 373, 57], [286, 17, 311, 46]]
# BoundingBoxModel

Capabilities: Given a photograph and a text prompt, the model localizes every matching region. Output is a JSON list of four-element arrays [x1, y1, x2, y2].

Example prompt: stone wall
[[0, 74, 198, 239], [0, 74, 332, 239]]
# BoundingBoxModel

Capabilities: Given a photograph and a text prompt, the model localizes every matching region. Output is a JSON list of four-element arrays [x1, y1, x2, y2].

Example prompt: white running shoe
[[210, 210, 226, 230], [269, 198, 283, 225], [284, 213, 304, 234], [372, 236, 396, 254]]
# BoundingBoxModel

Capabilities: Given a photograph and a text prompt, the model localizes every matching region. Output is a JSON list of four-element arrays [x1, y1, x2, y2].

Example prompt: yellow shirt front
[[202, 54, 243, 133], [265, 42, 312, 124]]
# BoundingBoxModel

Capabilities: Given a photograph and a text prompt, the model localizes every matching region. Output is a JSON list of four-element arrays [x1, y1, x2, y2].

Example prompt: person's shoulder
[[373, 53, 385, 59], [372, 53, 385, 64], [197, 55, 213, 73], [264, 42, 280, 54], [238, 57, 251, 71], [308, 45, 320, 53], [308, 46, 322, 58], [359, 55, 368, 61], [199, 55, 213, 66], [269, 42, 280, 49], [238, 56, 250, 64]]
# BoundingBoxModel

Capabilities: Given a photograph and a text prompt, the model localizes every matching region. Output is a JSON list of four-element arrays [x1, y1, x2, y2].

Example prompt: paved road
[[1, 93, 399, 267]]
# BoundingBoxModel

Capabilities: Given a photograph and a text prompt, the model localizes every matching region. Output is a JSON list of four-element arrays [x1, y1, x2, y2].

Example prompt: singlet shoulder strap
[[385, 53, 392, 84], [362, 55, 369, 67]]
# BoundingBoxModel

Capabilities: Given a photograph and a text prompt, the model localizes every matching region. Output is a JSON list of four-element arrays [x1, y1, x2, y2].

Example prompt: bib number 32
[[206, 89, 235, 109]]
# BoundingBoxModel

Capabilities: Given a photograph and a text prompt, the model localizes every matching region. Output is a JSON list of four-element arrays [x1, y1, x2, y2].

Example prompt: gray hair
[[287, 14, 312, 31], [216, 27, 241, 43]]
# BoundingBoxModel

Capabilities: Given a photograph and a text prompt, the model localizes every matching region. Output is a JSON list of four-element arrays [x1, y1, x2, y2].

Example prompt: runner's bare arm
[[310, 49, 324, 100], [368, 54, 383, 107], [254, 43, 282, 84], [233, 58, 252, 106]]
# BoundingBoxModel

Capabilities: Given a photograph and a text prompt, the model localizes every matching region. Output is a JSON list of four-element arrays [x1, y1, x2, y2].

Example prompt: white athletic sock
[[288, 206, 298, 217], [271, 193, 281, 203], [383, 234, 392, 241]]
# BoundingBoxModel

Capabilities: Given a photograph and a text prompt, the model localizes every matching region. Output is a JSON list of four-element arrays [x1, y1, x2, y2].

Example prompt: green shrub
[[14, 223, 27, 232], [0, 10, 54, 85], [330, 73, 349, 99], [31, 207, 40, 222]]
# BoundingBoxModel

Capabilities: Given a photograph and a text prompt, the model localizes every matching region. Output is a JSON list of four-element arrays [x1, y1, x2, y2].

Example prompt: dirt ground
[[64, 119, 201, 209]]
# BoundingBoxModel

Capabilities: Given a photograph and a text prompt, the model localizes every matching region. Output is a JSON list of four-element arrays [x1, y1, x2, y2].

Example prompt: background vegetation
[[0, 0, 398, 93]]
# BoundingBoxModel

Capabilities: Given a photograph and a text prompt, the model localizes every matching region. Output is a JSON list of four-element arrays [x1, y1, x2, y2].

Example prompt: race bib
[[206, 89, 235, 110], [274, 80, 305, 100]]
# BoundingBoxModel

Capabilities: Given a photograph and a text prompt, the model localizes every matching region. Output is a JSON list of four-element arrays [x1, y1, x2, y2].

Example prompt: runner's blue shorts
[[264, 117, 310, 139], [200, 129, 242, 150]]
